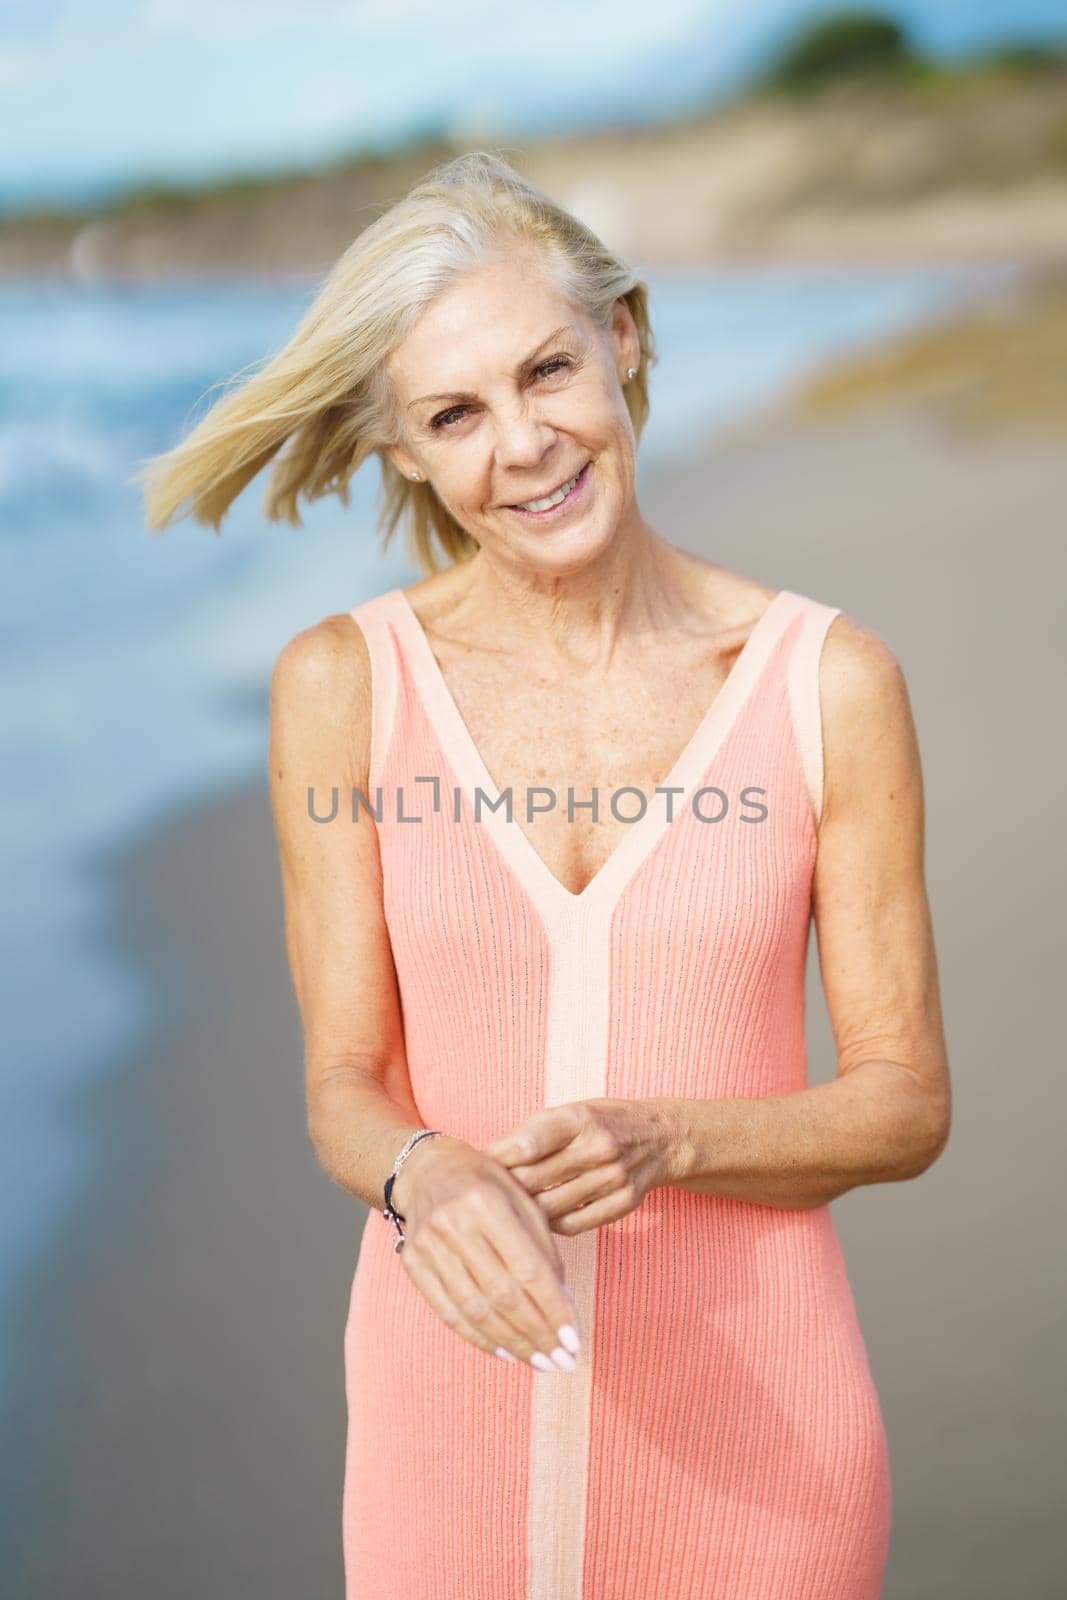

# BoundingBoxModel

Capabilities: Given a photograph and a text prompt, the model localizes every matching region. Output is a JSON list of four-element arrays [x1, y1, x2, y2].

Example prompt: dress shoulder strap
[[785, 593, 843, 831], [348, 590, 401, 796]]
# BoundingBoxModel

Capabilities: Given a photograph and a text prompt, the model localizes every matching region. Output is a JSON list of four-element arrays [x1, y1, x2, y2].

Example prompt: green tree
[[758, 10, 916, 93]]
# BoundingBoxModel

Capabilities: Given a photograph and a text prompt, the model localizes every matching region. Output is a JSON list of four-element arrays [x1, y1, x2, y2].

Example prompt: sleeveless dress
[[341, 584, 892, 1600]]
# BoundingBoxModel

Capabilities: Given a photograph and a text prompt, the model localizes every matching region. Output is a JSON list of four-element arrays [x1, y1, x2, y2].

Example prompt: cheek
[[432, 452, 488, 507], [603, 401, 637, 470], [558, 390, 633, 488]]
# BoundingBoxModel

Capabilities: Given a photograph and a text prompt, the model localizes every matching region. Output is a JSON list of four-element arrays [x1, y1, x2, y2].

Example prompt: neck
[[457, 526, 708, 669]]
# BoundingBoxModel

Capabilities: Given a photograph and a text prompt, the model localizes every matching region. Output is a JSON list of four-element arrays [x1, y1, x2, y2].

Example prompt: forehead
[[386, 251, 586, 397]]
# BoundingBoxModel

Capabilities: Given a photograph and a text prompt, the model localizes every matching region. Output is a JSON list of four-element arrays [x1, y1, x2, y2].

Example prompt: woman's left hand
[[481, 1098, 685, 1234]]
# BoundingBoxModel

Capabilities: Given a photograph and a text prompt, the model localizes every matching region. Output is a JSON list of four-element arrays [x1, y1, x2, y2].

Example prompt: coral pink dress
[[341, 584, 892, 1599]]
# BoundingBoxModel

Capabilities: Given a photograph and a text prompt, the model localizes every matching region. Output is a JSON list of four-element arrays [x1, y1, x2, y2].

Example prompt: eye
[[429, 404, 469, 432], [535, 355, 572, 379], [428, 355, 574, 431]]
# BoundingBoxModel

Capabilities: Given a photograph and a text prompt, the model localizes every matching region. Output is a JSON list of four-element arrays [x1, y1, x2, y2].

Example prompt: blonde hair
[[132, 149, 658, 574]]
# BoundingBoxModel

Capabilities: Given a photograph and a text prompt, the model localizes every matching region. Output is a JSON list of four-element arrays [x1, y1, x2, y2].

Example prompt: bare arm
[[268, 614, 577, 1366], [666, 613, 952, 1208], [268, 614, 439, 1213]]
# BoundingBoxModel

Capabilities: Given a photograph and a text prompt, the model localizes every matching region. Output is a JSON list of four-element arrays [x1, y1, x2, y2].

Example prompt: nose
[[491, 403, 557, 476]]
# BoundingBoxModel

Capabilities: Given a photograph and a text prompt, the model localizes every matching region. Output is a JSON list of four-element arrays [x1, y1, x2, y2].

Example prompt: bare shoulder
[[271, 610, 370, 703], [269, 611, 372, 780], [818, 610, 921, 827], [820, 610, 911, 728]]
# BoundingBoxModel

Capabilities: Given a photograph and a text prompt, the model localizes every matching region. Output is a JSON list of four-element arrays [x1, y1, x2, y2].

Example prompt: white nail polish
[[529, 1352, 557, 1373], [550, 1345, 577, 1372], [557, 1322, 581, 1355], [495, 1347, 518, 1362]]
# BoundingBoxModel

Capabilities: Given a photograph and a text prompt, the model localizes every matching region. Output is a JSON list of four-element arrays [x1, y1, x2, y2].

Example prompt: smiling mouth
[[505, 461, 590, 514]]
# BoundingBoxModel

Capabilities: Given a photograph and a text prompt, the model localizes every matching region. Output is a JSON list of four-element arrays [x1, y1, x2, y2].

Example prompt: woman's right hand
[[390, 1135, 583, 1371]]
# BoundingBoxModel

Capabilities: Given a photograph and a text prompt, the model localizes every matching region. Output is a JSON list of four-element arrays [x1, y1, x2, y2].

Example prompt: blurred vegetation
[[6, 14, 1066, 230], [979, 42, 1067, 74], [751, 9, 1067, 100], [754, 10, 920, 94], [2, 15, 1066, 277], [10, 140, 456, 228], [786, 259, 1067, 440]]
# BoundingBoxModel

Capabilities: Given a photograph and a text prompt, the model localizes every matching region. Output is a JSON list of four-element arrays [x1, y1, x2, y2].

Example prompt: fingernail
[[557, 1323, 581, 1355], [529, 1352, 557, 1373], [549, 1345, 577, 1372], [495, 1347, 518, 1362]]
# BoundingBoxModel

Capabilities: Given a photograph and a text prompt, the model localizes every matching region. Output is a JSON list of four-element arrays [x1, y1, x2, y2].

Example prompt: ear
[[383, 443, 421, 481], [610, 296, 640, 378]]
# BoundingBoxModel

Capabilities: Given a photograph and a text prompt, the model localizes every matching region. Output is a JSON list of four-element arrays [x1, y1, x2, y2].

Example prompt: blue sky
[[2, 0, 1066, 212]]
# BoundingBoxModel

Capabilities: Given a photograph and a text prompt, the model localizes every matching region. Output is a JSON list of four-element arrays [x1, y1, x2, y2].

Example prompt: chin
[[529, 513, 621, 571]]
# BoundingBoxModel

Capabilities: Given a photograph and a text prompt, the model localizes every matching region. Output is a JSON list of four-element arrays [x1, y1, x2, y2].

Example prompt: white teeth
[[516, 467, 582, 513]]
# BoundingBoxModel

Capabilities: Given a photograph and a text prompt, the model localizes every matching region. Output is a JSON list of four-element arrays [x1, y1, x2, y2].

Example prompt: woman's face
[[384, 247, 643, 571]]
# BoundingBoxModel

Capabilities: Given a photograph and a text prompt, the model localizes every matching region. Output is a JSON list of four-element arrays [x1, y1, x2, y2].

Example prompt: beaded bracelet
[[383, 1129, 443, 1252]]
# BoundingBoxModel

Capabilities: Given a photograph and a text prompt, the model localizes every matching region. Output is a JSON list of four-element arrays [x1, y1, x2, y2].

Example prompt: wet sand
[[7, 387, 1066, 1594]]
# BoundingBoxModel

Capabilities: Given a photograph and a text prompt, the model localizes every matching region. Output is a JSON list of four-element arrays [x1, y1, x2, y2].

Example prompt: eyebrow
[[407, 324, 575, 411]]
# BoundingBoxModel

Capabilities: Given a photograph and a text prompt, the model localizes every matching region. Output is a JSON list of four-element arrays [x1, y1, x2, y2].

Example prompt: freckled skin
[[383, 245, 647, 581], [377, 248, 786, 892]]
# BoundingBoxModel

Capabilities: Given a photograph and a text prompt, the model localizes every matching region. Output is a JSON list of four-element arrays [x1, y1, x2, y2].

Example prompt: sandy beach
[[7, 280, 1066, 1594]]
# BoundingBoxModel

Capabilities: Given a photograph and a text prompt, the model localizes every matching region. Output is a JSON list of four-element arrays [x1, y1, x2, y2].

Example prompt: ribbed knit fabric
[[341, 585, 892, 1600]]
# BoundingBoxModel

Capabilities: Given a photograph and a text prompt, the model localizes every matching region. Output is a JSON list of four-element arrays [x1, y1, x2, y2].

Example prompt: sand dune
[[5, 64, 1067, 280]]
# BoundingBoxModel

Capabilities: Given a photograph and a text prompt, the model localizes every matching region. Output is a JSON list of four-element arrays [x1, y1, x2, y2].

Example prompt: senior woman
[[139, 151, 950, 1599]]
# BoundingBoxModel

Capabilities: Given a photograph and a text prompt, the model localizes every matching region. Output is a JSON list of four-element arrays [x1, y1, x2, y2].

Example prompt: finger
[[533, 1162, 625, 1221], [444, 1229, 580, 1366], [430, 1188, 573, 1345], [550, 1183, 637, 1236], [501, 1171, 568, 1282], [509, 1150, 583, 1190], [406, 1226, 579, 1369], [467, 1206, 580, 1344], [483, 1104, 581, 1167], [498, 1196, 583, 1341], [398, 1237, 496, 1355], [400, 1236, 524, 1363]]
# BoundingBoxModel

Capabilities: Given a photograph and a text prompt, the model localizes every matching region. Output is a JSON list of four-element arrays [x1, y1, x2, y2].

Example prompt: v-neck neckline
[[386, 584, 796, 920]]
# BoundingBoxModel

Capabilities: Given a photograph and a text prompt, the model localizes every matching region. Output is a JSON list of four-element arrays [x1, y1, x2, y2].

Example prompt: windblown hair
[[132, 149, 658, 573]]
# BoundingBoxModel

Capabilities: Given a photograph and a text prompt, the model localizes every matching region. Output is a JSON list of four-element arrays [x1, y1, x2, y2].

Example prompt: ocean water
[[0, 261, 1010, 1382]]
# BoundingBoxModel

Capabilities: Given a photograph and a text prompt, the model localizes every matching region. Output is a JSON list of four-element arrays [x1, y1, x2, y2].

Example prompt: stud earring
[[626, 366, 637, 380], [410, 470, 421, 481]]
